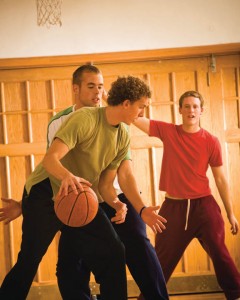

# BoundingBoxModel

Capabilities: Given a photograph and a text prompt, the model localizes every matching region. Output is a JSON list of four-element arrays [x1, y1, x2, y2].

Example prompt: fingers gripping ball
[[54, 185, 99, 227]]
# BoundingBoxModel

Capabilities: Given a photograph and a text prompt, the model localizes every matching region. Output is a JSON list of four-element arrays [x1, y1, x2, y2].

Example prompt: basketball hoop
[[36, 0, 63, 28]]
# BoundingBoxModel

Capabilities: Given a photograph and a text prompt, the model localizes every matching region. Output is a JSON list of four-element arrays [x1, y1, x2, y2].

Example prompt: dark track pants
[[57, 193, 169, 300], [57, 207, 127, 300], [154, 195, 240, 300]]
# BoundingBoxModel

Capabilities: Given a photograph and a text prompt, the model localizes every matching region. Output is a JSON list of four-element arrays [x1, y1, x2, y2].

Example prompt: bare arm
[[133, 117, 150, 134], [98, 168, 127, 224], [0, 198, 22, 224], [42, 138, 91, 197], [211, 165, 239, 234], [117, 159, 167, 234]]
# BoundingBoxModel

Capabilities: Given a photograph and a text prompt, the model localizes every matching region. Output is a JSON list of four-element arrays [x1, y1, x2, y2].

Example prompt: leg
[[196, 195, 240, 300], [101, 193, 169, 300], [0, 179, 62, 300], [154, 198, 195, 282], [57, 206, 127, 300], [57, 240, 92, 300], [138, 198, 197, 300]]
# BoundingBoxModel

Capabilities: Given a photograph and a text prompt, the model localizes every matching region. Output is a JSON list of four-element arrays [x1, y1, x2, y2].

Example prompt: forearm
[[98, 184, 118, 209], [98, 175, 128, 224], [118, 167, 145, 214], [133, 117, 150, 134], [42, 152, 72, 181], [39, 139, 90, 198], [215, 178, 234, 217]]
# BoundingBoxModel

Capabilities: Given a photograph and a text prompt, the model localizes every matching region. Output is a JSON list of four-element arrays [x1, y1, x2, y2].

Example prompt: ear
[[73, 84, 80, 94], [122, 99, 131, 108], [200, 107, 204, 114], [179, 106, 182, 114]]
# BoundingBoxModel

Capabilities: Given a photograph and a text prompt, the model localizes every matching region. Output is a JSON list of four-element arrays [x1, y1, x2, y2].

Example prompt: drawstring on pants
[[185, 199, 190, 231]]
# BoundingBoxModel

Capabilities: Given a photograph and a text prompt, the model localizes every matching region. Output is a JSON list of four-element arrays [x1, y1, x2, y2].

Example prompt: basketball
[[54, 184, 99, 227]]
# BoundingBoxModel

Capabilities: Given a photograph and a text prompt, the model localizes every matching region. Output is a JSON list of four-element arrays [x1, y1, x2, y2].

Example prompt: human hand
[[56, 175, 92, 199], [140, 206, 167, 234], [228, 214, 239, 235], [0, 198, 22, 224], [111, 198, 128, 224]]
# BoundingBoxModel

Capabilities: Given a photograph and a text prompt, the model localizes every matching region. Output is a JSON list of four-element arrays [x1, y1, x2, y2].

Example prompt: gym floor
[[129, 292, 225, 299]]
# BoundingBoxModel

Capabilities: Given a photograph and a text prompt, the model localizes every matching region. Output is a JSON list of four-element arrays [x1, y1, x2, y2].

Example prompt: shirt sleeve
[[149, 120, 172, 141], [54, 110, 92, 150], [209, 136, 223, 167], [107, 125, 131, 170]]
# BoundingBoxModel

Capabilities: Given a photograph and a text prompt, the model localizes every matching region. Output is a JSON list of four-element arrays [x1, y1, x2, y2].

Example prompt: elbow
[[42, 153, 50, 171]]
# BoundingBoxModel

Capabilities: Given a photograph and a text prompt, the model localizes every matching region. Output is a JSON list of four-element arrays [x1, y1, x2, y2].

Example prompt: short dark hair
[[72, 64, 101, 85], [107, 76, 151, 106], [179, 90, 204, 108]]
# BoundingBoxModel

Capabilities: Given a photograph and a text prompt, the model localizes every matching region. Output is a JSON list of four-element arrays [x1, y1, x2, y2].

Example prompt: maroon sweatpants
[[155, 195, 240, 300]]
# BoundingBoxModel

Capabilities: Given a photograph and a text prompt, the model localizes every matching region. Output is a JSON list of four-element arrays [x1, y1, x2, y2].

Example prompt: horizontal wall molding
[[0, 143, 46, 157], [0, 43, 240, 70]]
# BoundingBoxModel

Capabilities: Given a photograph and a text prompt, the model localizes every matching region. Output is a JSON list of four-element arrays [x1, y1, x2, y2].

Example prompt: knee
[[114, 238, 126, 259], [17, 250, 43, 267]]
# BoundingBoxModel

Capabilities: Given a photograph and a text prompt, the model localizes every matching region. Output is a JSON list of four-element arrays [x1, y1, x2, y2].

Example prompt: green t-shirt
[[48, 107, 130, 199], [25, 106, 130, 200]]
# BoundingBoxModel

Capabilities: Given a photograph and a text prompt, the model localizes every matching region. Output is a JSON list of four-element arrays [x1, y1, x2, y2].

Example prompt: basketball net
[[36, 0, 63, 28]]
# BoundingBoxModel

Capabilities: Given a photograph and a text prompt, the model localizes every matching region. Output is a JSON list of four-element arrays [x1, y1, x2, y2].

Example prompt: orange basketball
[[54, 184, 99, 227]]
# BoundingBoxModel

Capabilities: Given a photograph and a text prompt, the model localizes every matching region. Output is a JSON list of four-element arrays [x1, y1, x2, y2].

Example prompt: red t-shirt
[[149, 120, 223, 198]]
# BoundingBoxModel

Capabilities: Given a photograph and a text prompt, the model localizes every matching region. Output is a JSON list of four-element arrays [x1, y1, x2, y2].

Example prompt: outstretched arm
[[0, 198, 22, 224], [133, 117, 150, 134], [211, 165, 239, 234], [117, 159, 167, 234]]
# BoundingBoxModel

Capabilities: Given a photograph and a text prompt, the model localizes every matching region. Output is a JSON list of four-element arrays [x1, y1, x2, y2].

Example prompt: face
[[179, 96, 203, 129], [123, 97, 149, 125], [73, 72, 104, 108]]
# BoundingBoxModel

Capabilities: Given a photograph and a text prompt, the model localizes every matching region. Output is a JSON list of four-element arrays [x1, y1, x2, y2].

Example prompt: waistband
[[165, 195, 211, 202], [165, 195, 212, 231]]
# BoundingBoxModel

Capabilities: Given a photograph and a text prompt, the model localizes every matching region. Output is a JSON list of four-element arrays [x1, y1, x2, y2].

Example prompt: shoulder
[[48, 106, 74, 127], [50, 106, 74, 123], [201, 128, 219, 143], [150, 120, 177, 134], [151, 120, 175, 128], [64, 107, 101, 125], [201, 129, 222, 154], [73, 107, 101, 118]]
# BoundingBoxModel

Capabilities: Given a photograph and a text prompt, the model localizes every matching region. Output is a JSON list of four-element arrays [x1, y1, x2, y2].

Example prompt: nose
[[95, 86, 101, 94]]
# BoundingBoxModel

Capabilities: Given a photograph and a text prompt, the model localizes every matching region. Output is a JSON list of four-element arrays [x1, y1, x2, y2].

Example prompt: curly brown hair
[[107, 76, 151, 106]]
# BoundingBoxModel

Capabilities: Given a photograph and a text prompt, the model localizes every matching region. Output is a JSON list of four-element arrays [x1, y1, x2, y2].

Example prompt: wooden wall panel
[[0, 71, 75, 285], [54, 79, 73, 111], [217, 56, 240, 270]]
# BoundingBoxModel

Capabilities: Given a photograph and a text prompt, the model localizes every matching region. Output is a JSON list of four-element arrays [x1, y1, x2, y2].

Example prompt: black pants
[[57, 208, 127, 300], [57, 194, 169, 300], [0, 179, 127, 300]]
